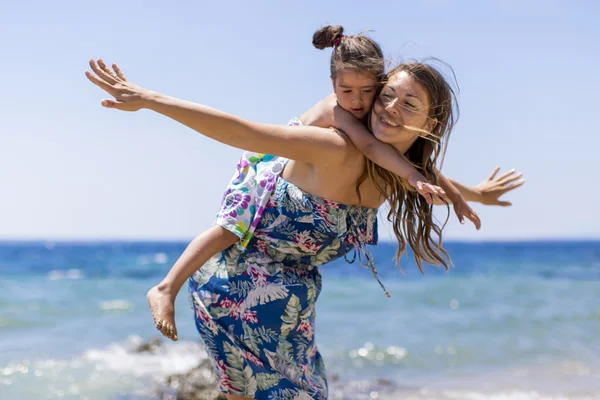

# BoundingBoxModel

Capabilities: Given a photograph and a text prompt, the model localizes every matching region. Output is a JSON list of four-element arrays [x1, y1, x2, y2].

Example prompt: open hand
[[475, 167, 525, 206], [85, 59, 153, 112], [450, 194, 481, 230]]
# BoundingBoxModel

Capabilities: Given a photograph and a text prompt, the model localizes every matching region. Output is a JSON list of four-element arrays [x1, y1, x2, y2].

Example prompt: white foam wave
[[137, 252, 169, 266], [153, 253, 168, 264], [47, 269, 84, 280], [82, 335, 206, 378], [99, 300, 135, 311], [0, 337, 208, 399]]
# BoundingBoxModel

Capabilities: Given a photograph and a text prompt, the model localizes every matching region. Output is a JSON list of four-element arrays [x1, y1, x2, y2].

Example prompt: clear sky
[[1, 0, 598, 241]]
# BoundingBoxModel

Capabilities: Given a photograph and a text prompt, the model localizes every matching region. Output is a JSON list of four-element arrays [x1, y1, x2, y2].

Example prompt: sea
[[1, 240, 599, 400]]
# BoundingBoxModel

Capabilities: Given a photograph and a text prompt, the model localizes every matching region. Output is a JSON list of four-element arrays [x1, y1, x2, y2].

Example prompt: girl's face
[[332, 70, 378, 120]]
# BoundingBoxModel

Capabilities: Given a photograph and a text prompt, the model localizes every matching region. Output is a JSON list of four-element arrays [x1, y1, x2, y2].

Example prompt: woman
[[86, 59, 522, 400]]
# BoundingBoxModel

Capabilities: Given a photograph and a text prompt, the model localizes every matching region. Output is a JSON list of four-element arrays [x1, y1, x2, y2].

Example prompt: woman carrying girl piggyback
[[146, 24, 482, 343], [86, 24, 523, 400]]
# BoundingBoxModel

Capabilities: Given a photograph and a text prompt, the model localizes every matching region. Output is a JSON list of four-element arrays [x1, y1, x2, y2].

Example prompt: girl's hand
[[85, 59, 154, 112], [407, 171, 449, 205]]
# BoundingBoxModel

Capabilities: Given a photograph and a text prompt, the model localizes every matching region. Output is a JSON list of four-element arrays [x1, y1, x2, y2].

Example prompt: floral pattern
[[188, 119, 378, 399]]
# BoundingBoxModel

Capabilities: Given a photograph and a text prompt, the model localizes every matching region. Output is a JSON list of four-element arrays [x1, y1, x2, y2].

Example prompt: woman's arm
[[147, 94, 349, 166], [442, 167, 525, 206], [85, 60, 349, 166], [444, 178, 482, 203]]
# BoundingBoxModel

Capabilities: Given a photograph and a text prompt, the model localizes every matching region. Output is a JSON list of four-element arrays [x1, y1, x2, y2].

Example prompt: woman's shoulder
[[287, 116, 361, 168]]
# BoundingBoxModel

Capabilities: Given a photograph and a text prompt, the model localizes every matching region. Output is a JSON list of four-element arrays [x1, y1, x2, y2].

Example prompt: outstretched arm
[[85, 59, 349, 167], [445, 167, 524, 206]]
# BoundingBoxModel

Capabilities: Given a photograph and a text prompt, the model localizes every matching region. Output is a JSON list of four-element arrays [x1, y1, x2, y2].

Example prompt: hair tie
[[333, 34, 344, 47]]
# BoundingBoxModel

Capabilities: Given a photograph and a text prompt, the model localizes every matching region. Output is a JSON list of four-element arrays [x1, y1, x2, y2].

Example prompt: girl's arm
[[331, 106, 418, 179], [301, 94, 448, 204], [86, 60, 350, 167]]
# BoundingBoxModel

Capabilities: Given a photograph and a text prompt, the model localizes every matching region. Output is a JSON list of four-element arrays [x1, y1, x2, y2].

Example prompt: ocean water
[[1, 240, 599, 400]]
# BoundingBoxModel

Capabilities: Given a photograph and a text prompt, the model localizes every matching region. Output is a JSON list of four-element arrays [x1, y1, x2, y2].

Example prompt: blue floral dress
[[188, 119, 381, 400]]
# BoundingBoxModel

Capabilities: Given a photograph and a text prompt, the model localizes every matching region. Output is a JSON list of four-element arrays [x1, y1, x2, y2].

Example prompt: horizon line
[[1, 237, 598, 244]]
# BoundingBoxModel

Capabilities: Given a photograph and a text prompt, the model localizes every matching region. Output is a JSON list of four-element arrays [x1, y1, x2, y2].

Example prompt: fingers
[[425, 193, 433, 204], [112, 63, 127, 81], [497, 200, 512, 207], [101, 99, 121, 108], [468, 210, 482, 230], [417, 183, 448, 205], [85, 70, 116, 95], [456, 209, 465, 224], [498, 172, 523, 186], [89, 59, 118, 85], [501, 179, 525, 193], [495, 168, 516, 182], [416, 183, 433, 204], [487, 166, 501, 181], [433, 183, 448, 203], [97, 59, 121, 82], [454, 203, 481, 230]]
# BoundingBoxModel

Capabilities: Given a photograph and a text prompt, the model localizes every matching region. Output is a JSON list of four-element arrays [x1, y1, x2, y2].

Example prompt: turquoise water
[[1, 240, 599, 399]]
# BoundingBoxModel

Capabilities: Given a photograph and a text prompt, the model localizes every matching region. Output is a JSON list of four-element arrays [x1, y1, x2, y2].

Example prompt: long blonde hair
[[359, 61, 459, 273]]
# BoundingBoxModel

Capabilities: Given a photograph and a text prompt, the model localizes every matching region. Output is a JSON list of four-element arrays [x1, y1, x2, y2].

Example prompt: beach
[[1, 240, 599, 399]]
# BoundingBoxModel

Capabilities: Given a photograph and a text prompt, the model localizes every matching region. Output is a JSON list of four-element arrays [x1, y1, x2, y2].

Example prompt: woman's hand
[[85, 59, 154, 112], [475, 167, 524, 206], [86, 59, 352, 166], [448, 192, 481, 230]]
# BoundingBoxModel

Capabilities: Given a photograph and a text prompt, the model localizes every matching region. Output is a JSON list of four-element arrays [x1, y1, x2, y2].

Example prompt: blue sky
[[1, 0, 597, 241]]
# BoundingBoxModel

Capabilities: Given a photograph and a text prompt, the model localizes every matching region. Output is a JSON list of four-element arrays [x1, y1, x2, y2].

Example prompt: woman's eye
[[405, 102, 416, 109], [363, 89, 373, 93], [343, 90, 352, 94]]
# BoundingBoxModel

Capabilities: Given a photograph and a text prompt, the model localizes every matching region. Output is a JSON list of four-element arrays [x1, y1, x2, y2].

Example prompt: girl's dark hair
[[312, 25, 385, 81]]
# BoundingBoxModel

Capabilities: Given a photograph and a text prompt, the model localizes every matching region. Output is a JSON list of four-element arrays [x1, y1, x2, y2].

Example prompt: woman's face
[[369, 70, 433, 150]]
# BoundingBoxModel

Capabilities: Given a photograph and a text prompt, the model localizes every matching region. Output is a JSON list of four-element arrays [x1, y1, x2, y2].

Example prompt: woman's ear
[[426, 118, 438, 133]]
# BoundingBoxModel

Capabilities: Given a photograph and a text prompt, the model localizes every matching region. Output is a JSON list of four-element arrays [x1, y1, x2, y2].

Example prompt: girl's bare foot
[[147, 284, 178, 341]]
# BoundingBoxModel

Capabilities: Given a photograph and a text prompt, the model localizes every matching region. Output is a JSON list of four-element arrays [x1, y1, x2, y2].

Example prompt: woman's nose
[[385, 98, 399, 115]]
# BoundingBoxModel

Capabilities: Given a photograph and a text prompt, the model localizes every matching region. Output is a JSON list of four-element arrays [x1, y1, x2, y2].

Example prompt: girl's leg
[[147, 226, 238, 340]]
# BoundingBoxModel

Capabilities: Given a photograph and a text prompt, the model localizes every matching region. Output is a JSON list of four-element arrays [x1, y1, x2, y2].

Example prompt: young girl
[[146, 26, 479, 341]]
